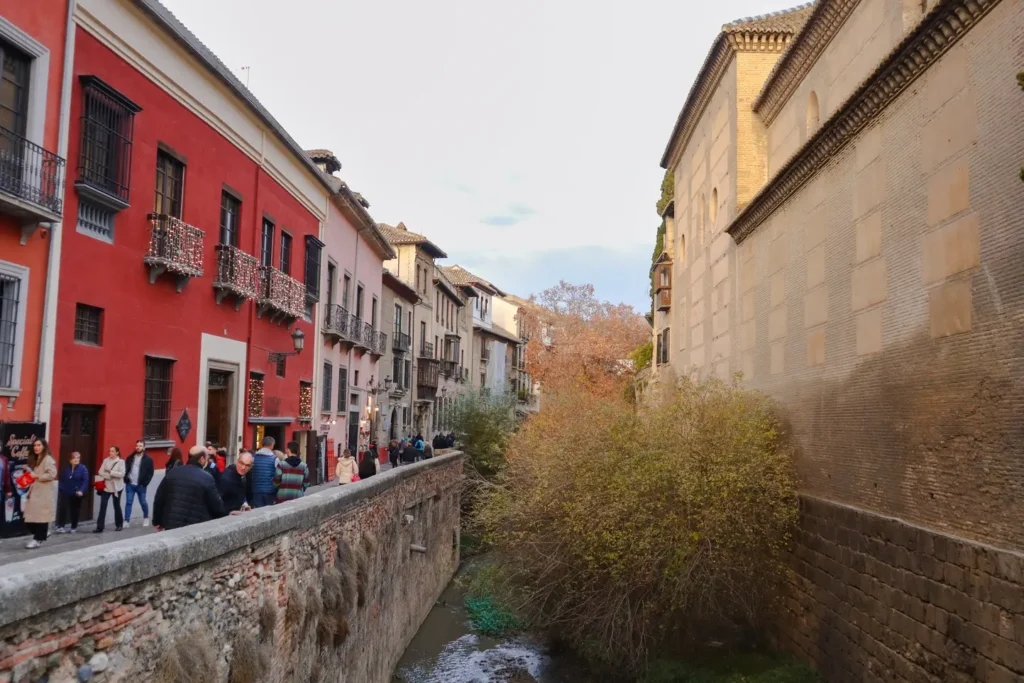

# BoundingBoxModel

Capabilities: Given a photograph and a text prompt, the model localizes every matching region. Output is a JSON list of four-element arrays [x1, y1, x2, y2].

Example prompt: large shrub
[[478, 377, 798, 672], [451, 389, 518, 478]]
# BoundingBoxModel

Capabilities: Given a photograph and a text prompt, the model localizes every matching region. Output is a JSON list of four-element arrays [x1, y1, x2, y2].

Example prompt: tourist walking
[[94, 446, 125, 533], [152, 446, 230, 530], [358, 447, 379, 480], [388, 440, 400, 469], [335, 449, 358, 484], [123, 440, 154, 528], [218, 450, 254, 512], [166, 447, 184, 471], [274, 442, 309, 502], [203, 443, 222, 483], [22, 439, 57, 549], [55, 451, 89, 533], [251, 436, 279, 508], [400, 439, 416, 465]]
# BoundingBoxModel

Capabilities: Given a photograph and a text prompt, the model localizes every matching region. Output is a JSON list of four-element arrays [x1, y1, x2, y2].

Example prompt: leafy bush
[[478, 376, 798, 672], [451, 390, 518, 478]]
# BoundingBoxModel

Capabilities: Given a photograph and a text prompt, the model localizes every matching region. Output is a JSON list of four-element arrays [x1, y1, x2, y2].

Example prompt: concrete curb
[[0, 453, 464, 627]]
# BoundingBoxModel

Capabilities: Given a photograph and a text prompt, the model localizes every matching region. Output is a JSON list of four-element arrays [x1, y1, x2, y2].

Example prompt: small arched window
[[710, 188, 718, 224], [807, 91, 821, 136]]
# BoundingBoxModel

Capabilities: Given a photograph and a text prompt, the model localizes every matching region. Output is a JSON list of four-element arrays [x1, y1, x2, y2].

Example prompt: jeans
[[252, 492, 276, 508], [97, 491, 123, 531], [124, 484, 149, 521], [57, 494, 82, 529]]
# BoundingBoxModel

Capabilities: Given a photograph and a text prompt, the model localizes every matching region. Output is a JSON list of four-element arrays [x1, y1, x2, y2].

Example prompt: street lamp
[[268, 328, 305, 363]]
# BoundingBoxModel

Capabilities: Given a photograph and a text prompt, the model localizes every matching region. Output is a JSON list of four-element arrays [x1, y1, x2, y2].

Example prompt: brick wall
[[782, 496, 1024, 683], [0, 455, 463, 683]]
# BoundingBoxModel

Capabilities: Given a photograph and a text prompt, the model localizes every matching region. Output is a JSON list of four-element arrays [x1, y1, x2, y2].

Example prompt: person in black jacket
[[218, 451, 254, 512], [123, 439, 155, 528], [152, 446, 231, 531]]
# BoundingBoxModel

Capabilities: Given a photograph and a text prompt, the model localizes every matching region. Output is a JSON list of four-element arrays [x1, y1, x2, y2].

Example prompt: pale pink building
[[308, 150, 393, 479]]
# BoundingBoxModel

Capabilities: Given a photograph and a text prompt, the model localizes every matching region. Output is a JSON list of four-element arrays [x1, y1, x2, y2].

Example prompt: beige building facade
[[654, 0, 1024, 680]]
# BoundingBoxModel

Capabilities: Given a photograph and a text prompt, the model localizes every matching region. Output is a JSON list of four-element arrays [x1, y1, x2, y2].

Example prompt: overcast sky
[[161, 0, 800, 310]]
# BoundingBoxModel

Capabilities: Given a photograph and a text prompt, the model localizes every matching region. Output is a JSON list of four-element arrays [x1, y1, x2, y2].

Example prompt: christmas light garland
[[146, 213, 204, 277], [248, 375, 264, 417], [299, 382, 313, 420], [258, 266, 305, 319], [215, 245, 259, 299]]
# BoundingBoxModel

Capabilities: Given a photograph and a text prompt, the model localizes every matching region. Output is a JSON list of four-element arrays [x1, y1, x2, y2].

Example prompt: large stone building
[[652, 0, 1024, 680]]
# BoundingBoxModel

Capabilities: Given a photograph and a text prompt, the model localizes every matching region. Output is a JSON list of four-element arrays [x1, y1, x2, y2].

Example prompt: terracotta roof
[[659, 3, 812, 169], [433, 269, 465, 304], [723, 3, 814, 32], [378, 222, 447, 258], [440, 265, 505, 296]]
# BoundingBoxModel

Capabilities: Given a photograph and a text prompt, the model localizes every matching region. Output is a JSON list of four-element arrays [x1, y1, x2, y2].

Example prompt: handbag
[[94, 475, 106, 492], [15, 471, 35, 489]]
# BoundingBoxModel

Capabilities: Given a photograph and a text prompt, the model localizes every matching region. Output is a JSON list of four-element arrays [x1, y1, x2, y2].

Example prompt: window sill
[[0, 387, 21, 398], [75, 181, 129, 212], [74, 340, 102, 348], [144, 439, 175, 449]]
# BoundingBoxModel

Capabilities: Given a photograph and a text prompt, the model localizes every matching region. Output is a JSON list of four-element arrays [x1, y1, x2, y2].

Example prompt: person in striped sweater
[[273, 441, 309, 503]]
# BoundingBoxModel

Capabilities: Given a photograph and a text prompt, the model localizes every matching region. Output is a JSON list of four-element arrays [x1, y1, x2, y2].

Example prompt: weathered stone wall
[[0, 454, 463, 683], [781, 496, 1024, 683]]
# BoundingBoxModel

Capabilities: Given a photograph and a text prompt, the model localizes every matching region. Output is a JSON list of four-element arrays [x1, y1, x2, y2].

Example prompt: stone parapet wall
[[780, 495, 1024, 683], [0, 454, 464, 683]]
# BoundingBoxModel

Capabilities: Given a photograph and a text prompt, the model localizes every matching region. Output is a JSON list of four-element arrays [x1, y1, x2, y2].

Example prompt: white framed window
[[0, 260, 30, 395], [0, 17, 50, 148]]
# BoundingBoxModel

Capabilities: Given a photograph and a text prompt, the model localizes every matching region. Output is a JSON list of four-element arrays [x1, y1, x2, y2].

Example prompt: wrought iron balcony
[[324, 304, 357, 345], [257, 265, 305, 322], [441, 360, 458, 377], [393, 331, 411, 354], [0, 126, 66, 232], [417, 358, 440, 390], [144, 213, 204, 292], [419, 341, 434, 359], [212, 244, 259, 309], [370, 330, 388, 357]]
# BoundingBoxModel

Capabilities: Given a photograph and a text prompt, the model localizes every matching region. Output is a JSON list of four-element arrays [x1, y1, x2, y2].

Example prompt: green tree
[[451, 389, 518, 479]]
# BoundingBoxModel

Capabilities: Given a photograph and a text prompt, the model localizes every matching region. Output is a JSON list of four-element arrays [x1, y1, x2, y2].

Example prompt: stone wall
[[780, 496, 1024, 683], [0, 454, 463, 683]]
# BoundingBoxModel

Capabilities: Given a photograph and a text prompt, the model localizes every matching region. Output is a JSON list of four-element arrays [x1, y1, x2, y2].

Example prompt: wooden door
[[59, 405, 100, 520]]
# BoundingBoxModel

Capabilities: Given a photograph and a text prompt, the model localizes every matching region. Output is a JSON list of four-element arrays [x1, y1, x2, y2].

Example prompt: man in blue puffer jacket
[[251, 436, 279, 508]]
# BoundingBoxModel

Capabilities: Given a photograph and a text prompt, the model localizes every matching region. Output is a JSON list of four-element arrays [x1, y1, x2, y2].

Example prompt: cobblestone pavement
[[0, 463, 398, 568]]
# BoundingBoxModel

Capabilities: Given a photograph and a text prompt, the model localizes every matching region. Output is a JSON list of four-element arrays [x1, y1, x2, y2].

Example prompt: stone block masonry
[[0, 454, 464, 683], [779, 496, 1024, 683]]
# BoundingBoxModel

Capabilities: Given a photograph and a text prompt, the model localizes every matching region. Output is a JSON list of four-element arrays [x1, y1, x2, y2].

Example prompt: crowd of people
[[15, 430, 455, 551]]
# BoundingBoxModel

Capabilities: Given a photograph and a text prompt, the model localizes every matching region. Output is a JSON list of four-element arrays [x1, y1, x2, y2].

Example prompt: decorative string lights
[[216, 245, 259, 299], [258, 266, 305, 319], [147, 213, 204, 277], [248, 374, 264, 417], [299, 382, 313, 420]]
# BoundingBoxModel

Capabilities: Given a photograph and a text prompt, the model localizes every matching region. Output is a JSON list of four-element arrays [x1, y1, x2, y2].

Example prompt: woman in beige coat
[[23, 439, 57, 549], [94, 446, 125, 533], [335, 449, 358, 484]]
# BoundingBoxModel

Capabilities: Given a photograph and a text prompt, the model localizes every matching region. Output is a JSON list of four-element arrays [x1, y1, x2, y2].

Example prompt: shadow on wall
[[776, 300, 1024, 551]]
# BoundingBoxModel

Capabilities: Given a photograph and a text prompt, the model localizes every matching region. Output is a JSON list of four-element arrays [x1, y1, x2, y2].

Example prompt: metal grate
[[0, 273, 20, 388], [76, 198, 114, 242], [77, 77, 137, 203], [337, 367, 347, 412], [74, 303, 102, 345], [275, 356, 286, 378], [322, 361, 333, 413], [143, 356, 174, 440]]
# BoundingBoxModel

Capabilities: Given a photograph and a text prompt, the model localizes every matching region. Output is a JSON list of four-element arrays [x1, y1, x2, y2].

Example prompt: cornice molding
[[729, 0, 1001, 244], [754, 0, 860, 125], [661, 31, 795, 170]]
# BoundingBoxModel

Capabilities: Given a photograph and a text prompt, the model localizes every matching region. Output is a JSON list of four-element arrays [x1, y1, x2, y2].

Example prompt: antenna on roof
[[240, 66, 250, 88]]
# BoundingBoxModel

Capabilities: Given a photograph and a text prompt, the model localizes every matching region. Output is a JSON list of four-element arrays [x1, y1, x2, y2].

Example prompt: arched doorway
[[389, 408, 398, 441]]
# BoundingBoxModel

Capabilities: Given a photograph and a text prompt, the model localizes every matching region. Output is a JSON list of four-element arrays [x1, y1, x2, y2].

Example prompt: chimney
[[305, 149, 341, 175]]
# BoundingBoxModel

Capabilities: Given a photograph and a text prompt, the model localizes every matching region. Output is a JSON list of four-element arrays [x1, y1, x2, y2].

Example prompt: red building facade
[[48, 2, 331, 517]]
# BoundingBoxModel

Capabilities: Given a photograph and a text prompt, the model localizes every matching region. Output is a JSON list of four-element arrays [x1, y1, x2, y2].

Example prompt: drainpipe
[[35, 0, 78, 429]]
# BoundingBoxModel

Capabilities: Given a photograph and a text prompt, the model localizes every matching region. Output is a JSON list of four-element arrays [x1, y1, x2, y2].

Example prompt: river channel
[[394, 564, 596, 683]]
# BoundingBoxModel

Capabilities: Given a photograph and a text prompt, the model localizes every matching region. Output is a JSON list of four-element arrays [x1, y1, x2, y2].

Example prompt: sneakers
[[142, 518, 150, 527], [123, 519, 131, 528], [69, 528, 78, 534], [54, 526, 67, 534], [25, 539, 41, 549]]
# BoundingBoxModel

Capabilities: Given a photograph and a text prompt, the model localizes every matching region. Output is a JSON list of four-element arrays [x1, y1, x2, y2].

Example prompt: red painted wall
[[49, 29, 319, 465], [0, 0, 70, 422]]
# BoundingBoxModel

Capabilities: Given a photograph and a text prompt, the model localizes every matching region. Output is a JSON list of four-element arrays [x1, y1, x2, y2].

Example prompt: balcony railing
[[212, 244, 259, 309], [420, 341, 434, 358], [417, 358, 440, 389], [144, 213, 204, 292], [393, 331, 411, 354], [257, 265, 305, 322], [370, 330, 388, 356], [324, 304, 355, 344], [441, 360, 458, 378], [0, 126, 65, 223]]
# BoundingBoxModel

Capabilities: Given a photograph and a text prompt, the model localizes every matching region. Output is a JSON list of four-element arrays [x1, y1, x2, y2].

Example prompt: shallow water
[[395, 565, 593, 683]]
